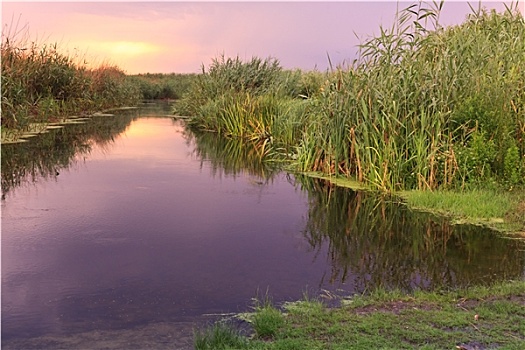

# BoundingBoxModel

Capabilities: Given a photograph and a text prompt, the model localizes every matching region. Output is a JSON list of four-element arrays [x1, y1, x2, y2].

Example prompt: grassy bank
[[174, 2, 525, 234], [400, 188, 525, 234], [176, 3, 525, 194], [194, 280, 525, 350], [305, 171, 525, 234], [1, 30, 141, 142]]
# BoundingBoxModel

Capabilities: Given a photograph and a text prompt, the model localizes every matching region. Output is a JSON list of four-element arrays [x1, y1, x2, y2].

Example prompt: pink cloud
[[2, 1, 512, 74]]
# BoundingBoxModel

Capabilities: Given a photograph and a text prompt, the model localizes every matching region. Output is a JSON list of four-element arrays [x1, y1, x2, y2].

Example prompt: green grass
[[399, 188, 525, 233], [400, 189, 511, 219], [197, 281, 525, 350], [297, 172, 525, 234], [194, 321, 248, 350]]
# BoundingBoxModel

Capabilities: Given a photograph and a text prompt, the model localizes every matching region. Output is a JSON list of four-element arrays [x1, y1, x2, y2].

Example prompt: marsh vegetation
[[0, 29, 194, 143], [176, 3, 525, 195]]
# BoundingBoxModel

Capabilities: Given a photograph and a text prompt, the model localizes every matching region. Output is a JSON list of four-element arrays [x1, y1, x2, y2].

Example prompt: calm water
[[2, 103, 524, 348]]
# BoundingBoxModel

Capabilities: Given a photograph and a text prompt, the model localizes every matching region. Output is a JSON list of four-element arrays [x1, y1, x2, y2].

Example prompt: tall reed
[[296, 2, 525, 191], [175, 55, 317, 157], [1, 30, 140, 131]]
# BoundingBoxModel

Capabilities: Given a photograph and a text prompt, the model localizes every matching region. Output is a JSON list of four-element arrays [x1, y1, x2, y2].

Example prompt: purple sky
[[2, 1, 519, 74]]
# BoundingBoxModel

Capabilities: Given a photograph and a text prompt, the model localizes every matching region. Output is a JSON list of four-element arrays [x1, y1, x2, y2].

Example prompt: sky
[[2, 1, 523, 74]]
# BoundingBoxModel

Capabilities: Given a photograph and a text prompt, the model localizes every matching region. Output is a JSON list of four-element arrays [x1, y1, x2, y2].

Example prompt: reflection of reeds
[[1, 110, 138, 197], [183, 126, 278, 181], [295, 175, 525, 292]]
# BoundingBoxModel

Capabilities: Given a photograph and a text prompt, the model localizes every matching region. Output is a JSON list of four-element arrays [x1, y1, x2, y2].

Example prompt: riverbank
[[399, 188, 525, 236], [195, 280, 525, 349], [302, 172, 525, 236], [1, 31, 144, 137]]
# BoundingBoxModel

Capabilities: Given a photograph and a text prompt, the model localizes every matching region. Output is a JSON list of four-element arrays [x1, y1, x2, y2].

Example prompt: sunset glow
[[2, 1, 515, 74]]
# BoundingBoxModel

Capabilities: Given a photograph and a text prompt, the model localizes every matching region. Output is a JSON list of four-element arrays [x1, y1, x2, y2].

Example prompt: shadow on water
[[295, 175, 525, 293]]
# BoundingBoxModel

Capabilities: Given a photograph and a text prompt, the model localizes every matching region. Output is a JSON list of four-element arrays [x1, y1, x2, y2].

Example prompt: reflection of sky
[[2, 2, 515, 73], [1, 118, 334, 339]]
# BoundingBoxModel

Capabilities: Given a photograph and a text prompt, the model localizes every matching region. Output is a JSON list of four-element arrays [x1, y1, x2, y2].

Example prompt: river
[[2, 102, 523, 349]]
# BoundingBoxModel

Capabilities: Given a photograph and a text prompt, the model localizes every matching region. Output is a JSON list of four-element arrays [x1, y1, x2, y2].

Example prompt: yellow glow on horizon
[[78, 40, 161, 57], [63, 40, 168, 73], [110, 41, 160, 57]]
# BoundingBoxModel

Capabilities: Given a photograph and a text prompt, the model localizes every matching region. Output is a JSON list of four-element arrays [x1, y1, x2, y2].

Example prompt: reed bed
[[179, 2, 524, 192], [297, 2, 525, 191], [1, 31, 140, 132], [175, 55, 322, 156]]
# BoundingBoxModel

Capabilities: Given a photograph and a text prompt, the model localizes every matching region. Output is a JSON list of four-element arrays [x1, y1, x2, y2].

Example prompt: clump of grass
[[194, 322, 248, 350], [175, 55, 321, 159], [252, 305, 285, 340], [400, 189, 512, 219], [399, 188, 525, 232], [251, 291, 285, 340]]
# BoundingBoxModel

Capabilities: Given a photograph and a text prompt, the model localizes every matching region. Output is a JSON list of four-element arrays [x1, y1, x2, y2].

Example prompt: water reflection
[[185, 129, 278, 181], [1, 102, 176, 199], [1, 110, 136, 198], [296, 176, 525, 292]]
